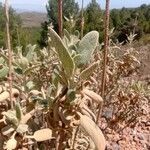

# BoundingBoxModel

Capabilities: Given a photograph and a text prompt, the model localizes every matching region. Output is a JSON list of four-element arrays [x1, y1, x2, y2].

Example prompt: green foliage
[[79, 61, 99, 80], [39, 0, 79, 48], [0, 66, 9, 79], [15, 27, 41, 51], [0, 3, 22, 48], [38, 22, 49, 48], [75, 31, 99, 67], [15, 102, 22, 121], [46, 0, 79, 32], [110, 4, 150, 43], [0, 28, 106, 149], [48, 28, 75, 78], [83, 0, 104, 42]]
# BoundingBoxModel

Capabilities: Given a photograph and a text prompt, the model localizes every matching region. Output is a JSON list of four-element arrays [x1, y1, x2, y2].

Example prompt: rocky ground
[[105, 115, 150, 150], [105, 44, 150, 150]]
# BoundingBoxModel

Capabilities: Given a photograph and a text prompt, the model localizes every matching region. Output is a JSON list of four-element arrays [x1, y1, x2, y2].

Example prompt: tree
[[38, 0, 79, 48], [47, 0, 79, 32], [110, 9, 121, 28], [84, 0, 103, 42], [0, 2, 21, 48], [109, 4, 150, 43]]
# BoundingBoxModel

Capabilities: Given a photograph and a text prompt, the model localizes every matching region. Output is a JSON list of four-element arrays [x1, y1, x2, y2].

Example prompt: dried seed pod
[[106, 74, 109, 83], [90, 76, 98, 85], [29, 90, 41, 96], [58, 107, 75, 125], [82, 89, 103, 104], [106, 68, 113, 75], [79, 114, 106, 150], [20, 110, 35, 124], [26, 128, 53, 142], [0, 88, 19, 102], [0, 91, 9, 102], [16, 124, 28, 134], [58, 107, 69, 124], [4, 138, 17, 150], [11, 88, 19, 98], [2, 126, 15, 135]]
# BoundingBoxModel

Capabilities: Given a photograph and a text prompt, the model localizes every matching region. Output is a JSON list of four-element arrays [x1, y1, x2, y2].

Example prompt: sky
[[0, 0, 150, 12]]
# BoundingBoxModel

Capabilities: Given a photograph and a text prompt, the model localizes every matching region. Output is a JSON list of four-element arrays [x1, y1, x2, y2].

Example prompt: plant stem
[[96, 0, 110, 124], [72, 126, 79, 149], [5, 0, 13, 109], [58, 0, 63, 37], [81, 0, 84, 39]]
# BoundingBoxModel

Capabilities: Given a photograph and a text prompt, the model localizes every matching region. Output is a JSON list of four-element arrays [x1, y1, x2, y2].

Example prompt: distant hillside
[[19, 12, 47, 28]]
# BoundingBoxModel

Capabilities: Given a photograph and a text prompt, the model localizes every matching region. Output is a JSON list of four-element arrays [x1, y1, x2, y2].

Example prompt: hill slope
[[19, 12, 47, 28]]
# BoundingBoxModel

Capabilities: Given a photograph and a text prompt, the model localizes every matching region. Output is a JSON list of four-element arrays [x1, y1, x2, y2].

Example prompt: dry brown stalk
[[58, 0, 63, 37], [81, 0, 84, 38], [96, 0, 110, 124], [5, 0, 13, 109]]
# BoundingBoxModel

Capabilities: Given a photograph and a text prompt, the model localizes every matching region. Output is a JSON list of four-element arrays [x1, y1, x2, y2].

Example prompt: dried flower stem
[[96, 0, 110, 124], [5, 0, 13, 109], [81, 0, 84, 38], [58, 0, 63, 37]]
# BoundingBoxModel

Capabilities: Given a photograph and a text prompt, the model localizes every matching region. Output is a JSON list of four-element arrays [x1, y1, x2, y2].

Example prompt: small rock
[[111, 142, 120, 150], [137, 133, 145, 140], [146, 121, 150, 126], [103, 107, 113, 119]]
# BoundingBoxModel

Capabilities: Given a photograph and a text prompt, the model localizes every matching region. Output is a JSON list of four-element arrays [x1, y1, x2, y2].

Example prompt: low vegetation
[[0, 0, 149, 150]]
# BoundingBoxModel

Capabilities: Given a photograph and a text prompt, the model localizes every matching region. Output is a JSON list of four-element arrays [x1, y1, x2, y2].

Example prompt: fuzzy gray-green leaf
[[15, 102, 22, 121], [48, 28, 75, 78], [0, 66, 9, 78], [64, 29, 71, 41], [76, 31, 99, 67], [26, 45, 36, 62], [79, 61, 99, 80]]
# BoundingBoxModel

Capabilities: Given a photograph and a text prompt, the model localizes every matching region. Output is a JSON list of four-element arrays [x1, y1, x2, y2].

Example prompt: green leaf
[[0, 66, 9, 78], [26, 81, 35, 90], [66, 89, 76, 102], [79, 61, 99, 80], [76, 31, 99, 67], [54, 69, 68, 86], [14, 67, 23, 74], [48, 28, 75, 78], [73, 54, 82, 68], [17, 57, 29, 70], [16, 46, 23, 56], [63, 29, 71, 41], [26, 45, 36, 62], [74, 30, 80, 38], [15, 102, 22, 121], [3, 110, 18, 126], [0, 57, 5, 64], [16, 124, 28, 134]]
